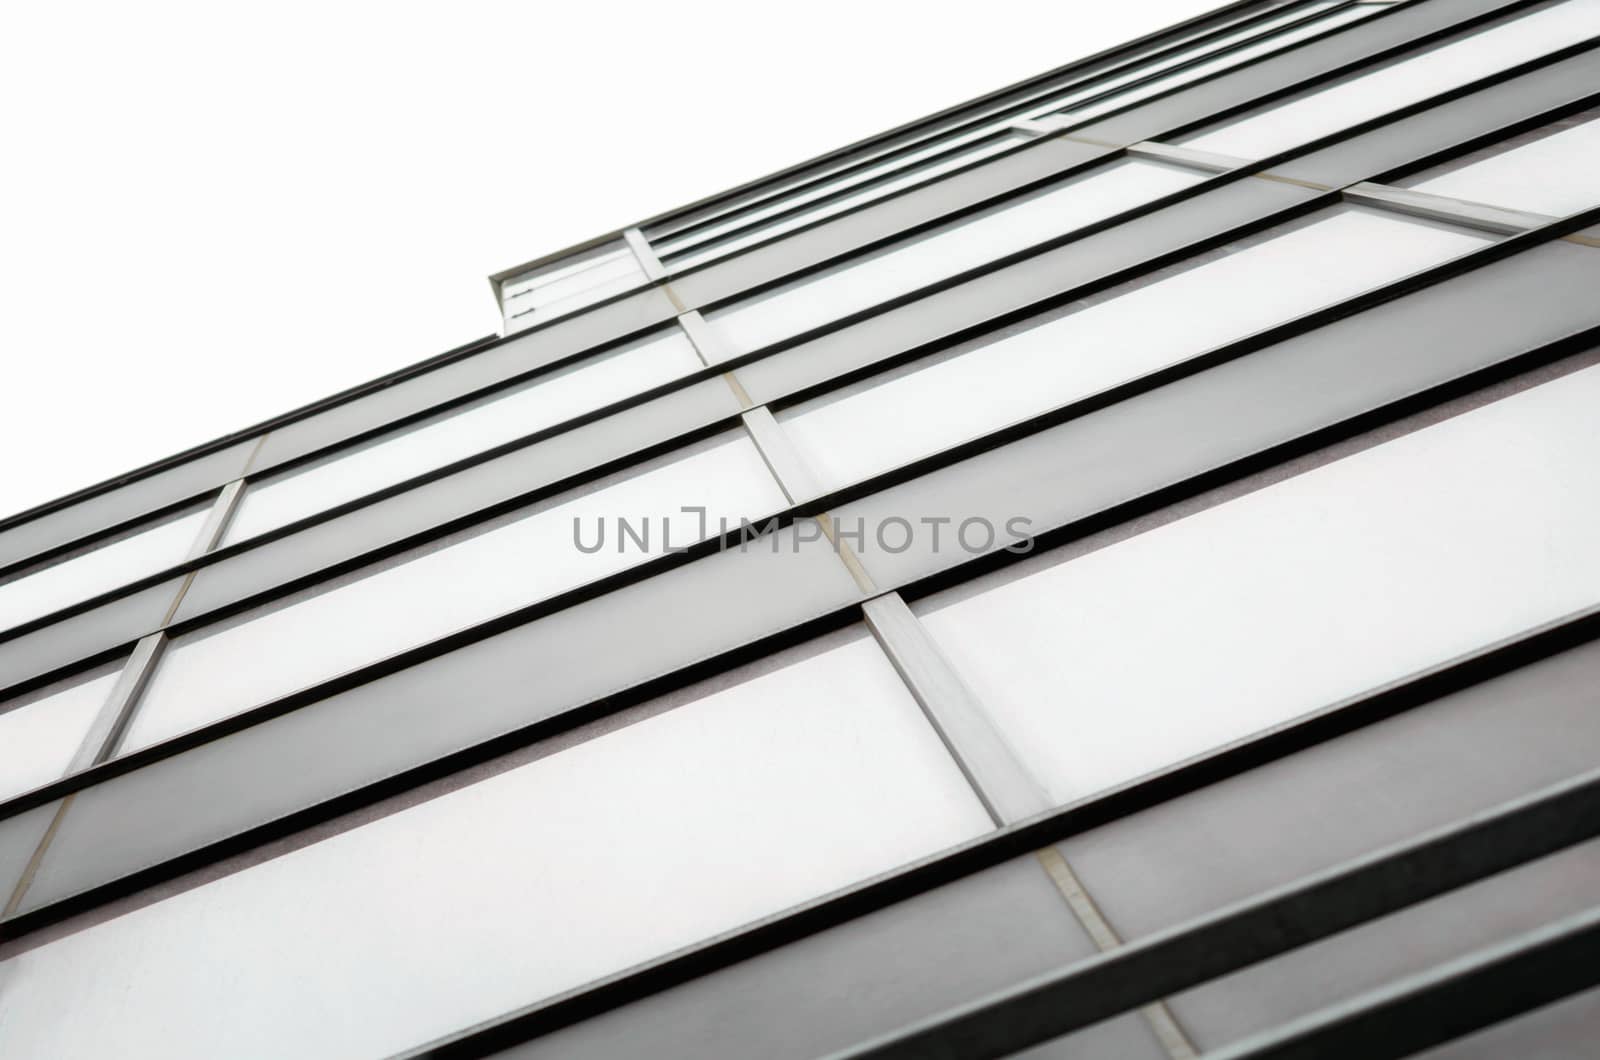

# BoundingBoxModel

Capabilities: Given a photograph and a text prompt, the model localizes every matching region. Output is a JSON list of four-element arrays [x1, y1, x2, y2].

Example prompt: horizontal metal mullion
[[403, 600, 1600, 1059], [1365, 86, 1600, 185], [1145, 1, 1575, 146], [1100, 0, 1548, 147], [0, 163, 1305, 674], [1206, 905, 1600, 1060], [833, 766, 1600, 1059], [1017, 0, 1370, 129], [1343, 181, 1556, 234], [0, 361, 742, 657], [659, 131, 1042, 268], [653, 2, 1325, 253], [4, 329, 1597, 947], [638, 0, 1288, 239], [0, 332, 496, 549], [5, 195, 1595, 732], [686, 157, 1249, 326]]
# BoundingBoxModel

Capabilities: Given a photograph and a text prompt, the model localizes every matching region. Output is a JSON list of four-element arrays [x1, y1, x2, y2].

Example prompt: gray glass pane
[[1271, 48, 1600, 189], [705, 159, 1208, 357], [1036, 4, 1374, 127], [0, 578, 182, 696], [0, 440, 253, 575], [249, 290, 682, 476], [22, 519, 869, 917], [778, 206, 1486, 494], [0, 666, 117, 802], [738, 177, 1318, 406], [832, 242, 1600, 593], [224, 330, 704, 544], [503, 854, 1109, 1060], [0, 803, 57, 909], [173, 377, 743, 627], [1183, 2, 1600, 159], [661, 132, 1035, 269], [124, 433, 787, 753], [668, 138, 1115, 312], [917, 364, 1600, 807], [0, 507, 206, 636], [1057, 633, 1600, 942], [0, 627, 989, 1059], [1165, 837, 1600, 1052], [1075, 0, 1527, 148], [1406, 113, 1600, 217]]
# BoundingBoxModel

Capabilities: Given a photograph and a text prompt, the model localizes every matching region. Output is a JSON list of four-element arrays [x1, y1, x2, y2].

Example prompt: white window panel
[[920, 362, 1600, 807], [1038, 3, 1374, 124], [663, 132, 1034, 269], [1184, 0, 1600, 159], [0, 509, 205, 634], [1408, 115, 1600, 217], [123, 435, 787, 753], [780, 207, 1488, 493], [223, 330, 704, 545], [0, 635, 990, 1060], [706, 159, 1209, 357], [0, 670, 116, 802], [502, 242, 647, 323]]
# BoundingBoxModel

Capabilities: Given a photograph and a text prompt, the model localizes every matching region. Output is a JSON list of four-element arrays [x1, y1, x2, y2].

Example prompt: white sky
[[0, 0, 1228, 523]]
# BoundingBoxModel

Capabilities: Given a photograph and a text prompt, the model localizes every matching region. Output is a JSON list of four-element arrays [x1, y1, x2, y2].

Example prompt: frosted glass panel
[[706, 159, 1209, 356], [0, 671, 116, 801], [124, 435, 787, 752], [920, 363, 1600, 805], [0, 509, 204, 634], [1184, 1, 1600, 159], [781, 207, 1488, 492], [224, 331, 704, 544], [1409, 116, 1600, 217], [502, 242, 647, 324], [1041, 4, 1373, 124], [663, 133, 1033, 269], [0, 635, 991, 1060]]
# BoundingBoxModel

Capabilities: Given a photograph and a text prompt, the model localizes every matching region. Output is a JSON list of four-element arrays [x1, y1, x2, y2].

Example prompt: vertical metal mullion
[[861, 589, 1198, 1059], [622, 227, 669, 284]]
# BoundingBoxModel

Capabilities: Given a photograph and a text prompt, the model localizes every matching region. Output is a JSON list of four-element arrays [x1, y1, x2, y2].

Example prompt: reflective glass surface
[[707, 159, 1208, 356], [223, 330, 704, 544], [0, 509, 205, 634], [125, 435, 786, 752], [781, 207, 1488, 492], [1184, 1, 1600, 159], [1408, 114, 1600, 217], [919, 363, 1600, 804], [0, 634, 991, 1059]]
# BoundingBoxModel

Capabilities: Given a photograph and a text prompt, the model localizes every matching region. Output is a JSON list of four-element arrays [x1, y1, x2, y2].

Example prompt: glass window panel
[[644, 1, 1332, 249], [1407, 114, 1600, 217], [0, 634, 991, 1060], [1182, 0, 1600, 159], [223, 330, 704, 545], [918, 362, 1600, 806], [780, 207, 1488, 493], [661, 132, 1034, 269], [0, 670, 116, 801], [1038, 3, 1374, 124], [0, 508, 205, 634], [124, 434, 787, 752], [707, 159, 1209, 357], [502, 241, 648, 324]]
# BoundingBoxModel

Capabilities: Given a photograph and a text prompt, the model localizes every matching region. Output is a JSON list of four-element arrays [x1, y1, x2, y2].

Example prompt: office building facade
[[2, 0, 1600, 1054]]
